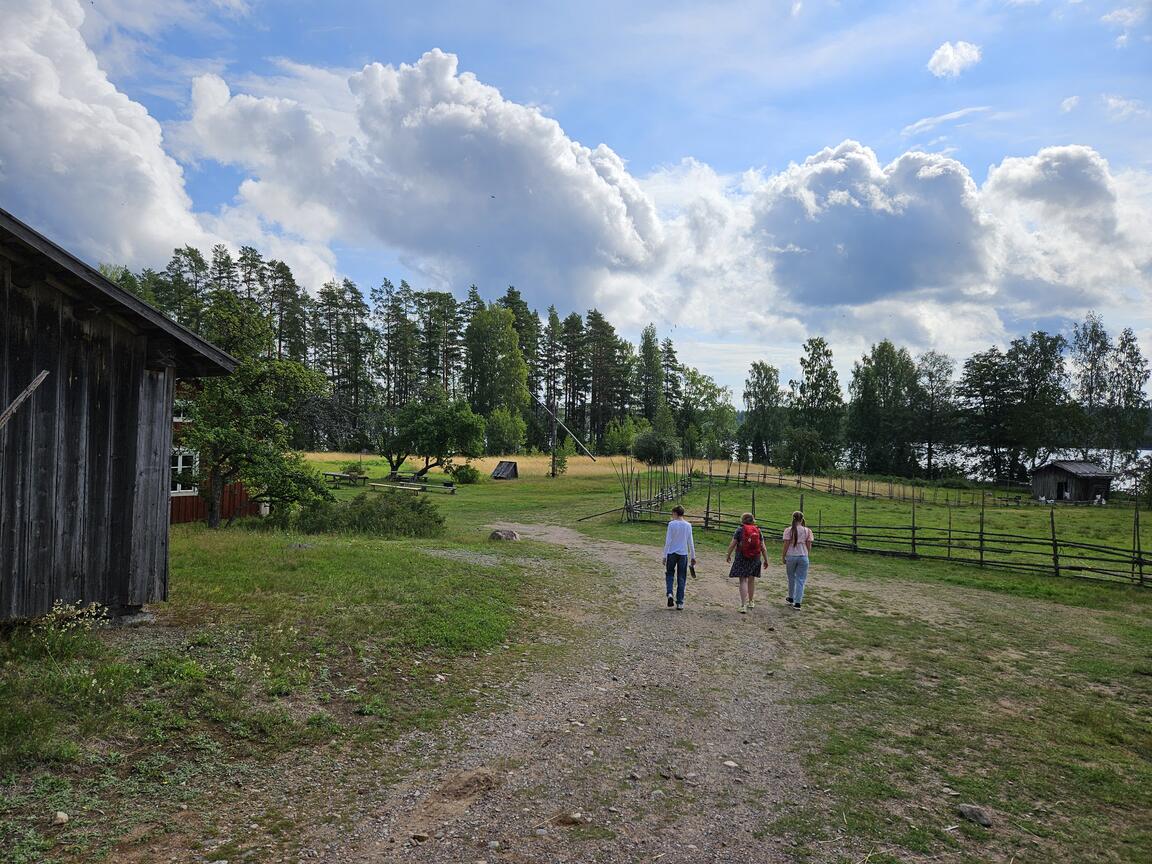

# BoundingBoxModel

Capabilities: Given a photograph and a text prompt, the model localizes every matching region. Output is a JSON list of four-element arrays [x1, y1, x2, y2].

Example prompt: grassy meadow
[[0, 520, 593, 862], [1, 452, 1149, 863]]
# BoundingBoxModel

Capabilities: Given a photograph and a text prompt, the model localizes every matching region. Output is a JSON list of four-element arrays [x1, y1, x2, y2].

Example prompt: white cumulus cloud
[[927, 40, 982, 78], [2, 2, 1151, 371]]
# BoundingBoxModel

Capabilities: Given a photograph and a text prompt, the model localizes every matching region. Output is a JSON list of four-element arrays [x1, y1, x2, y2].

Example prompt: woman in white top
[[663, 504, 696, 611], [781, 510, 813, 609]]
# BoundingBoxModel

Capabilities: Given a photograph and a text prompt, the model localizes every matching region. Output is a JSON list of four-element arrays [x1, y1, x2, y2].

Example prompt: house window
[[173, 397, 194, 423], [171, 451, 199, 496]]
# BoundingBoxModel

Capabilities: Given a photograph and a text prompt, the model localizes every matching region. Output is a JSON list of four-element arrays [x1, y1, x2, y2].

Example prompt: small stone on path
[[489, 530, 520, 541], [957, 804, 993, 827], [723, 760, 739, 768]]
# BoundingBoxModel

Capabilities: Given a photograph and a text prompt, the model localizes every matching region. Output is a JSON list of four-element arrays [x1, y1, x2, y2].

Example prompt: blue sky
[[2, 0, 1150, 392]]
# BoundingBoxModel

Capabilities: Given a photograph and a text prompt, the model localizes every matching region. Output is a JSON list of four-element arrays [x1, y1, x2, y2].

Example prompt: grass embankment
[[0, 527, 584, 863]]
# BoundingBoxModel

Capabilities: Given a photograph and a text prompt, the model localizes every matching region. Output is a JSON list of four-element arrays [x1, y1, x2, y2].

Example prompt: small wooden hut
[[491, 460, 519, 480], [1, 208, 236, 621], [1031, 460, 1114, 503]]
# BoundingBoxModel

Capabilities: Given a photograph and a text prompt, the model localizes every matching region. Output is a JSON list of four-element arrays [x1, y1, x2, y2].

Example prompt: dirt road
[[330, 523, 815, 863]]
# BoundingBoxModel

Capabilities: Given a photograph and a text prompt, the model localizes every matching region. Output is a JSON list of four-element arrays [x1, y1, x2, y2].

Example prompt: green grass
[[4, 456, 1150, 863], [775, 580, 1152, 863], [0, 528, 578, 863]]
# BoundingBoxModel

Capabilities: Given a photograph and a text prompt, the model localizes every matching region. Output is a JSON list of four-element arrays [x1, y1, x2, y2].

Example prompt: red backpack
[[739, 524, 763, 558]]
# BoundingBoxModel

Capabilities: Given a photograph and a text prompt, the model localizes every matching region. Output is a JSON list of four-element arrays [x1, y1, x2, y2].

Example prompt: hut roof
[[1033, 460, 1114, 479], [0, 208, 236, 377]]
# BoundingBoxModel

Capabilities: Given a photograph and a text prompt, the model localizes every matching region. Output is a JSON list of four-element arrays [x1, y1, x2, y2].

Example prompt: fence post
[[1050, 508, 1061, 579], [911, 501, 918, 557], [800, 492, 805, 514], [979, 494, 986, 568], [946, 506, 952, 559], [852, 494, 859, 551], [818, 510, 822, 544], [1132, 505, 1144, 586], [717, 484, 721, 524], [752, 486, 757, 520], [705, 483, 712, 530]]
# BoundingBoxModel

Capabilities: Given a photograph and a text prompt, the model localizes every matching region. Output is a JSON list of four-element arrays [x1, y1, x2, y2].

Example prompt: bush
[[267, 492, 445, 537], [485, 407, 526, 455], [341, 462, 366, 477], [632, 429, 680, 465], [938, 477, 973, 489], [451, 463, 481, 485]]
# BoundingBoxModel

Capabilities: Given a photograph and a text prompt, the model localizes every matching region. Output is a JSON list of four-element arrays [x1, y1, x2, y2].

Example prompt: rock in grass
[[489, 529, 520, 541], [957, 804, 993, 827], [53, 811, 69, 825]]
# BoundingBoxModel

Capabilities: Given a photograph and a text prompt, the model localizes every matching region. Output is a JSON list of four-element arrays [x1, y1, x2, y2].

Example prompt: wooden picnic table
[[322, 471, 369, 488]]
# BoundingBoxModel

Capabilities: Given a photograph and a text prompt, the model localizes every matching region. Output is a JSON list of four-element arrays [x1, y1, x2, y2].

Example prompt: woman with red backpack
[[725, 512, 770, 613]]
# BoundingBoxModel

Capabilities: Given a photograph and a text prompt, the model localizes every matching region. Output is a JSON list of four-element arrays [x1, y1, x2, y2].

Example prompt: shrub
[[342, 462, 366, 477], [269, 492, 445, 537], [938, 477, 973, 489], [632, 429, 680, 465], [452, 463, 481, 485]]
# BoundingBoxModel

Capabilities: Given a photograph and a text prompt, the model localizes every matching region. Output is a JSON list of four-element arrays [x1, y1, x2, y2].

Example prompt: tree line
[[106, 243, 1151, 513]]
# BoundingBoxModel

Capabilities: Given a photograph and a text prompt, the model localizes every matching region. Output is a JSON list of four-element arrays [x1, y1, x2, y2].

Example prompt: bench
[[370, 481, 457, 495]]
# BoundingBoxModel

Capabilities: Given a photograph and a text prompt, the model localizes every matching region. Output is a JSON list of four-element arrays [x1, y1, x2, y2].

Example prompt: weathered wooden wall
[[0, 255, 174, 619]]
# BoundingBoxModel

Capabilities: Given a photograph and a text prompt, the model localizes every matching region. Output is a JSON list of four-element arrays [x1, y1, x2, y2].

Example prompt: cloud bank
[[2, 0, 1150, 372]]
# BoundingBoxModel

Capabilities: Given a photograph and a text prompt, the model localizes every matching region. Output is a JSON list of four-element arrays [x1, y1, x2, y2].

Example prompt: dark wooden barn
[[1, 208, 235, 621], [1031, 460, 1114, 503]]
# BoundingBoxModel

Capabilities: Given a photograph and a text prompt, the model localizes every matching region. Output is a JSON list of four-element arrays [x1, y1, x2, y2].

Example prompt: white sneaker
[[747, 599, 755, 609], [739, 603, 747, 614]]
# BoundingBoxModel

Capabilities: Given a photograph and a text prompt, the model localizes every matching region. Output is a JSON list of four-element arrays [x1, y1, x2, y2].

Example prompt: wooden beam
[[0, 370, 49, 431]]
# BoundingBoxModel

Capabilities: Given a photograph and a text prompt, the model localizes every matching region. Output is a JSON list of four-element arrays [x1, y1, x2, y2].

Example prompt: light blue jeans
[[786, 555, 809, 605]]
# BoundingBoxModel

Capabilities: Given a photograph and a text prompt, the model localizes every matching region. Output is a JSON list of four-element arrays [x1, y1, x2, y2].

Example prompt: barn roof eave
[[0, 208, 237, 377]]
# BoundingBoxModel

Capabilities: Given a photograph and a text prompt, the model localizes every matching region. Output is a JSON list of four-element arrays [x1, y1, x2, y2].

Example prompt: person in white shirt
[[663, 504, 696, 610]]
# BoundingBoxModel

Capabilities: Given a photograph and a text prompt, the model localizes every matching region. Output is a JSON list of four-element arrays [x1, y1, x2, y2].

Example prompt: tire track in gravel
[[332, 523, 816, 864]]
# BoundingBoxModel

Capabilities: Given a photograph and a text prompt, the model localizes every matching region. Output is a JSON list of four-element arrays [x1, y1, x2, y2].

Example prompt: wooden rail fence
[[627, 504, 1147, 586]]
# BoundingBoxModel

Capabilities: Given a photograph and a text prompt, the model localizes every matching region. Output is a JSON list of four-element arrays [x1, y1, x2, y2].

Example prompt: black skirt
[[728, 554, 762, 578]]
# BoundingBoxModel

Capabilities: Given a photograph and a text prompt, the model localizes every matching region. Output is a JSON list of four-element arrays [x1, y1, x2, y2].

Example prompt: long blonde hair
[[788, 510, 806, 548]]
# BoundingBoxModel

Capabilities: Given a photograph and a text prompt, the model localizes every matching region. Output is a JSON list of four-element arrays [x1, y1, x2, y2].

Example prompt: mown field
[[2, 454, 1149, 863]]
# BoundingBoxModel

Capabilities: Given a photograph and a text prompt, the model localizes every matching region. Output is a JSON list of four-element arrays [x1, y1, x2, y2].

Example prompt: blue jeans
[[665, 553, 688, 605], [786, 556, 809, 604]]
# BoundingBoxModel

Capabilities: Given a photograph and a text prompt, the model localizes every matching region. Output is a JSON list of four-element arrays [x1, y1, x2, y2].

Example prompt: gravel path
[[333, 523, 814, 864]]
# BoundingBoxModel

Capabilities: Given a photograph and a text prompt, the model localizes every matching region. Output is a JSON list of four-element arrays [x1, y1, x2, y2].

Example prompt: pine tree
[[264, 260, 310, 362], [208, 244, 238, 294], [638, 324, 663, 422], [561, 312, 588, 439], [660, 337, 683, 414]]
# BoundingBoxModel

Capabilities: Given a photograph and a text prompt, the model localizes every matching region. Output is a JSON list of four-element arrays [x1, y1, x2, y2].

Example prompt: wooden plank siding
[[0, 256, 173, 618]]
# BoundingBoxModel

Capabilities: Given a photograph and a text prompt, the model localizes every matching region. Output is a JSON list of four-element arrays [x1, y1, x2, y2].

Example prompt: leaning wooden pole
[[1050, 508, 1061, 579], [0, 370, 49, 431]]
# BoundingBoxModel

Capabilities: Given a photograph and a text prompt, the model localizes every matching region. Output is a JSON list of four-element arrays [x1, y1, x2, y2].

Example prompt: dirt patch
[[316, 522, 816, 863]]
